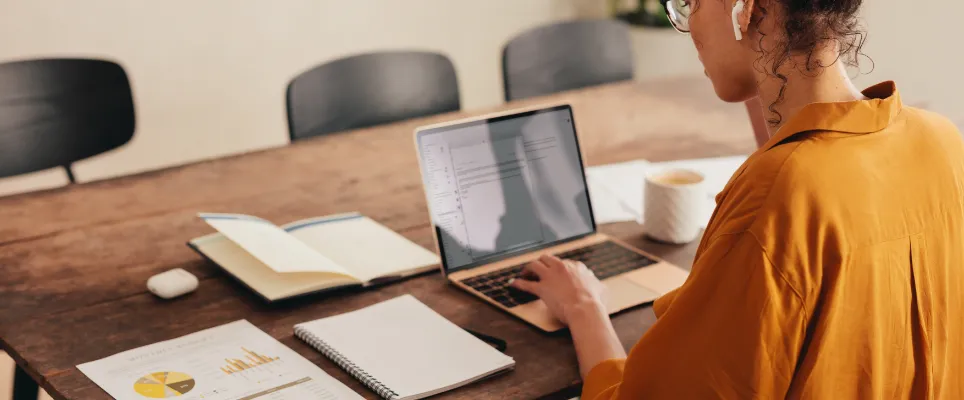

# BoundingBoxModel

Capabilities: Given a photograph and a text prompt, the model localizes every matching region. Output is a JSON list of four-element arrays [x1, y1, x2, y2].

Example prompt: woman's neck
[[755, 57, 867, 137]]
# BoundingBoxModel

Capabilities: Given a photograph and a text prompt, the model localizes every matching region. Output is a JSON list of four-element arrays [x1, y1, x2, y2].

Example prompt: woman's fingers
[[571, 260, 589, 272], [509, 276, 541, 296], [518, 267, 540, 281], [519, 255, 567, 280], [509, 255, 585, 293], [539, 254, 566, 269], [523, 258, 550, 278], [508, 259, 547, 288]]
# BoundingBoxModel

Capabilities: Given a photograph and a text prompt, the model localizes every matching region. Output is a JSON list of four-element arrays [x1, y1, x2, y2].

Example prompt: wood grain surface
[[0, 76, 755, 400]]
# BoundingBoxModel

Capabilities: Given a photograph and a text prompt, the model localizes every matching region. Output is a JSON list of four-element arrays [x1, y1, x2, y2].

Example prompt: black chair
[[285, 51, 460, 141], [0, 58, 135, 183], [12, 365, 37, 400], [502, 19, 634, 101], [0, 58, 133, 398]]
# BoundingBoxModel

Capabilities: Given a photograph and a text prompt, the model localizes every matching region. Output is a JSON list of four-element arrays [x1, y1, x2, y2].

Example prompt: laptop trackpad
[[624, 263, 690, 294], [604, 277, 661, 313]]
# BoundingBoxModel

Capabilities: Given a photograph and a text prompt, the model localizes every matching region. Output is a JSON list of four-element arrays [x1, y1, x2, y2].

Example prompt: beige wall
[[0, 1, 960, 197], [857, 0, 963, 119], [0, 0, 583, 195]]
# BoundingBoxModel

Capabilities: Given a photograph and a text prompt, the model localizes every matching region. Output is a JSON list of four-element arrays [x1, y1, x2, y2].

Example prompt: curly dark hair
[[752, 0, 870, 125], [691, 0, 871, 125]]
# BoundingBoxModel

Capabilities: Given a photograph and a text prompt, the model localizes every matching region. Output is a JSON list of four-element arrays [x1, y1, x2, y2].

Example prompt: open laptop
[[414, 104, 690, 332]]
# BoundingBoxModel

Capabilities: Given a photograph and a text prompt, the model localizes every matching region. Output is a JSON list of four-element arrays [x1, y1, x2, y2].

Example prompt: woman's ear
[[738, 0, 756, 35]]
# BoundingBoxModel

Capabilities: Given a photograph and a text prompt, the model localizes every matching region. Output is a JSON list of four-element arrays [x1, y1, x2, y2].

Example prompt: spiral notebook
[[294, 295, 515, 400]]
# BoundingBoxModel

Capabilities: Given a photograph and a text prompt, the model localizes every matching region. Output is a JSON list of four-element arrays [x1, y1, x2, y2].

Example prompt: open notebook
[[295, 295, 515, 400], [188, 213, 440, 301]]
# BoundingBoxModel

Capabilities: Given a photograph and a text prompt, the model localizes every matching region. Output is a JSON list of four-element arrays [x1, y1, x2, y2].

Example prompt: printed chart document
[[77, 320, 362, 400]]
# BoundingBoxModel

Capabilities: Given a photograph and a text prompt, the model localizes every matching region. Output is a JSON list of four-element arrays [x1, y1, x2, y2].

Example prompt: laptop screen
[[416, 105, 595, 273]]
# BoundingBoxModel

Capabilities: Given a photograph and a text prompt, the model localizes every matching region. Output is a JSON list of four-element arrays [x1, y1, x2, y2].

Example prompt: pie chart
[[133, 371, 196, 398]]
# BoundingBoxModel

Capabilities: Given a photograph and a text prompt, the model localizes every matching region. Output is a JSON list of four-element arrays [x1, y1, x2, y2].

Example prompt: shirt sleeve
[[581, 232, 807, 400], [652, 288, 679, 318]]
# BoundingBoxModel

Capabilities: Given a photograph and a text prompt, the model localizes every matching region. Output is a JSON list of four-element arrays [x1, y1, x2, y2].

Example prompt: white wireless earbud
[[732, 0, 746, 41]]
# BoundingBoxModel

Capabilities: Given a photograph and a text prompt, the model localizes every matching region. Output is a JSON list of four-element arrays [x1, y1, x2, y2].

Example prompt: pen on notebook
[[463, 328, 507, 352]]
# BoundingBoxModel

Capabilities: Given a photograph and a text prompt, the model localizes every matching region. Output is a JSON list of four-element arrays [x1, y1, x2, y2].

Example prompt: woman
[[511, 0, 964, 398]]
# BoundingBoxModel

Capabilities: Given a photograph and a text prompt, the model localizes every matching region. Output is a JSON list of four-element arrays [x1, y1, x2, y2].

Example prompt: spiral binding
[[295, 326, 400, 400]]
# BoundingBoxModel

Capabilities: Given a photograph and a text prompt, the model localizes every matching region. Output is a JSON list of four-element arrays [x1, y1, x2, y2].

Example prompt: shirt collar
[[712, 82, 903, 208], [760, 81, 903, 151]]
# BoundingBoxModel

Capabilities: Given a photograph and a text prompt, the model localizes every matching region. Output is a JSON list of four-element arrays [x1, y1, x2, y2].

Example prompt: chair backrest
[[286, 51, 460, 141], [0, 58, 135, 181], [502, 19, 634, 101]]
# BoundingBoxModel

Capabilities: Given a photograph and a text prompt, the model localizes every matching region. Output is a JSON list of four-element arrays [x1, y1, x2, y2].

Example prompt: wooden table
[[0, 77, 755, 400]]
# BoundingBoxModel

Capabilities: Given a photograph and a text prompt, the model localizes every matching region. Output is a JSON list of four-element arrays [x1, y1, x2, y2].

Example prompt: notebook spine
[[295, 327, 400, 400]]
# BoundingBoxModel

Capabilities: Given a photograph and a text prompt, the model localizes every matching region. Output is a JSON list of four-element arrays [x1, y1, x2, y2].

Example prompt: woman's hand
[[509, 254, 608, 325], [512, 254, 626, 377]]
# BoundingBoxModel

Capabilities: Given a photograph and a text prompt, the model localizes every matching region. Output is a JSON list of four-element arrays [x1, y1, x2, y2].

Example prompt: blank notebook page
[[284, 214, 439, 283], [294, 295, 515, 399]]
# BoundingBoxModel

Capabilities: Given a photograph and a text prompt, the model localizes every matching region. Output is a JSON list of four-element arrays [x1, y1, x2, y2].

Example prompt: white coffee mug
[[641, 168, 706, 244]]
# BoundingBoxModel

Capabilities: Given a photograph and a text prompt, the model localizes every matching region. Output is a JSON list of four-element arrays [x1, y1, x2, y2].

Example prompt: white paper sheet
[[77, 320, 362, 400], [585, 155, 748, 228], [586, 177, 639, 224], [586, 159, 650, 223]]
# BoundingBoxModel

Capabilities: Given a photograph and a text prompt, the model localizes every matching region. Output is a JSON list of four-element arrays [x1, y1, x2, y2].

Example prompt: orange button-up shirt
[[583, 82, 964, 399]]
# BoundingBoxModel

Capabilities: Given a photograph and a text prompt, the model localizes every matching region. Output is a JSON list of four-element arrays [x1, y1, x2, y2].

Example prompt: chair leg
[[13, 365, 38, 400], [63, 165, 76, 184]]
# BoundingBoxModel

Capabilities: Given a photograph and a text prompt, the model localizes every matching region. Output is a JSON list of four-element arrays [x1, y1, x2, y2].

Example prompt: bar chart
[[220, 347, 280, 374]]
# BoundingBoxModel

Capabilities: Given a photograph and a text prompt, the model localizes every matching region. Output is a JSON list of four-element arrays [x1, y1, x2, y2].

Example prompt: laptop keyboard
[[458, 241, 658, 308]]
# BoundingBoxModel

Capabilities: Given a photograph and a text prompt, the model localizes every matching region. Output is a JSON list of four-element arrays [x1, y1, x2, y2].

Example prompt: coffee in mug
[[642, 169, 705, 244]]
